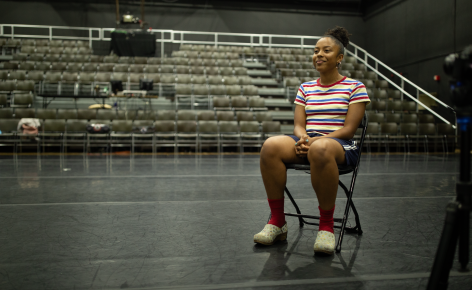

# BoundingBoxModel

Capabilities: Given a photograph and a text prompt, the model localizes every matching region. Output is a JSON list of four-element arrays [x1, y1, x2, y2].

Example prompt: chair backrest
[[242, 85, 258, 95], [366, 122, 379, 134], [231, 96, 248, 108], [367, 112, 384, 123], [112, 120, 133, 132], [14, 108, 35, 118], [154, 120, 175, 132], [198, 121, 218, 133], [216, 111, 234, 121], [116, 110, 137, 120], [249, 97, 265, 109], [96, 109, 116, 121], [0, 108, 13, 118], [177, 120, 197, 133], [240, 121, 260, 133], [0, 118, 20, 132], [402, 113, 418, 123], [437, 123, 455, 135], [385, 113, 401, 123], [419, 123, 436, 135], [156, 110, 175, 121], [177, 110, 196, 121], [226, 85, 242, 96], [236, 111, 254, 121], [77, 109, 96, 120], [135, 111, 155, 120], [402, 101, 416, 111], [175, 84, 192, 95], [66, 119, 88, 132], [36, 109, 57, 120], [133, 120, 154, 128], [213, 97, 230, 108], [400, 123, 418, 135], [255, 111, 273, 122], [380, 122, 398, 134], [219, 121, 238, 133], [418, 114, 435, 124], [197, 110, 216, 121], [262, 121, 281, 133], [57, 109, 78, 120], [43, 119, 66, 132]]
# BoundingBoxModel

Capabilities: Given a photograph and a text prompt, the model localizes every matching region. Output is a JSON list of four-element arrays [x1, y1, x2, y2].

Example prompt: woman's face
[[312, 37, 342, 73]]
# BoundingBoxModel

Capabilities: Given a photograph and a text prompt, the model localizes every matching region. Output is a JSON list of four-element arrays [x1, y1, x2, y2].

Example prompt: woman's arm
[[293, 104, 307, 138], [293, 105, 311, 157]]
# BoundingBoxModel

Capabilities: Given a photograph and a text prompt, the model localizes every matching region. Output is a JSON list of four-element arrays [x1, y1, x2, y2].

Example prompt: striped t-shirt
[[294, 76, 370, 135]]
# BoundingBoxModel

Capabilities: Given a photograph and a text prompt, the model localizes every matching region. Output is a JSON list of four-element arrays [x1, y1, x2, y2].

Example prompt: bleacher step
[[271, 111, 294, 121], [247, 70, 272, 77], [243, 62, 267, 69], [251, 78, 278, 86], [265, 99, 292, 108], [258, 88, 286, 97]]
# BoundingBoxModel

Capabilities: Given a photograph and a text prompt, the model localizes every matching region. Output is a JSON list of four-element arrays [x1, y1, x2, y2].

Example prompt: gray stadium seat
[[57, 109, 78, 120], [36, 108, 56, 120]]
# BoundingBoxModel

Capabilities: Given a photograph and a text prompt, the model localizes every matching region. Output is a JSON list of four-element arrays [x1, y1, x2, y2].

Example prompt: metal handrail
[[349, 44, 452, 110], [0, 24, 454, 126]]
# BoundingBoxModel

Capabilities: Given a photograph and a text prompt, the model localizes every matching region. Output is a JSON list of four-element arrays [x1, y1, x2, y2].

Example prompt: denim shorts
[[286, 132, 359, 167]]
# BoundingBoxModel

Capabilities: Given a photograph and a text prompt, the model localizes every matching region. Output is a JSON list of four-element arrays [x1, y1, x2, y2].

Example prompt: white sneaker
[[253, 223, 288, 245], [313, 230, 335, 255]]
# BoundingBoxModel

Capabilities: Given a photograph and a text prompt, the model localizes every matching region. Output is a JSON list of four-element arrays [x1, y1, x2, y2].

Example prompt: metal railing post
[[89, 28, 92, 48], [215, 33, 218, 47], [401, 79, 404, 101], [161, 31, 164, 58], [49, 27, 52, 41], [416, 89, 419, 112], [11, 26, 14, 39]]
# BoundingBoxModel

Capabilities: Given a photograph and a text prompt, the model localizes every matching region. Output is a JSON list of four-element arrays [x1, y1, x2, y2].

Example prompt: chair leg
[[336, 181, 363, 253], [338, 181, 362, 233], [284, 186, 304, 228]]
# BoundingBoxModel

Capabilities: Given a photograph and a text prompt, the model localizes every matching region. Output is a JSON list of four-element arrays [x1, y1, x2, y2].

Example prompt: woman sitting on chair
[[254, 26, 370, 255]]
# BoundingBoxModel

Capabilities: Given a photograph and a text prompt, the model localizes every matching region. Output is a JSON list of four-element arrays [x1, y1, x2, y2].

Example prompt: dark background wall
[[0, 1, 366, 46], [364, 0, 471, 119]]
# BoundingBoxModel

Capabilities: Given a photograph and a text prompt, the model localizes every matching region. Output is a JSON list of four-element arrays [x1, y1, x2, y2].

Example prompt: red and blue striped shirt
[[294, 76, 370, 135]]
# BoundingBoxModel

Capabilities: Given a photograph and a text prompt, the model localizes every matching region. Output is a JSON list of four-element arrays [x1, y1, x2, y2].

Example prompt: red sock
[[267, 198, 285, 228], [319, 205, 335, 233]]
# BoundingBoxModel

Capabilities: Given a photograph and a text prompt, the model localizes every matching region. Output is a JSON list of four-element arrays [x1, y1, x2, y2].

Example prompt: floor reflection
[[254, 227, 363, 282]]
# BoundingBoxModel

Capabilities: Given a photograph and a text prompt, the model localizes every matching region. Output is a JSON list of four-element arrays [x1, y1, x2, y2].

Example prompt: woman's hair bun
[[324, 26, 351, 48]]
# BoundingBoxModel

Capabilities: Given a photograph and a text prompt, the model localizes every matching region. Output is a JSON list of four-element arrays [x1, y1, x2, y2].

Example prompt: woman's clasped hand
[[294, 135, 322, 158]]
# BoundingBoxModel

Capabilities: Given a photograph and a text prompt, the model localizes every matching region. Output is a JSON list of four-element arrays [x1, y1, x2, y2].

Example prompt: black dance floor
[[0, 153, 471, 289]]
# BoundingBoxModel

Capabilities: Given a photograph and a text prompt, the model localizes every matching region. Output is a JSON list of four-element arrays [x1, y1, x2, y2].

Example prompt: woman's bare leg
[[260, 136, 307, 199], [307, 138, 346, 210]]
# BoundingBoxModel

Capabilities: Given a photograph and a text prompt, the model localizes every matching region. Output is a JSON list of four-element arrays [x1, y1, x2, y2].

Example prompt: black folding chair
[[281, 114, 368, 253]]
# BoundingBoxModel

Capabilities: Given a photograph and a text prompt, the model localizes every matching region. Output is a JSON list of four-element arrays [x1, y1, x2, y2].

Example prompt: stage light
[[110, 80, 123, 94], [139, 79, 153, 91]]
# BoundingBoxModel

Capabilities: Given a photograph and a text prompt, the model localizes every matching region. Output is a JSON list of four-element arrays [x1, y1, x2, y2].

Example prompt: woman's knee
[[261, 137, 283, 160], [307, 139, 335, 163]]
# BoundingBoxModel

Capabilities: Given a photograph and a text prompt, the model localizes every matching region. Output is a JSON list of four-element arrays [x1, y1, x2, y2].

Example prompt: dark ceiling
[[13, 0, 399, 17]]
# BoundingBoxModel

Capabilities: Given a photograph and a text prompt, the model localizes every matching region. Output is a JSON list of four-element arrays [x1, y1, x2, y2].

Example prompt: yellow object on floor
[[88, 104, 112, 109]]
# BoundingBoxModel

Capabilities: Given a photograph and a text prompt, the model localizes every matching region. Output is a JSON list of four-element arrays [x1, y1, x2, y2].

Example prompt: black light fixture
[[139, 79, 153, 91], [110, 80, 123, 94]]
